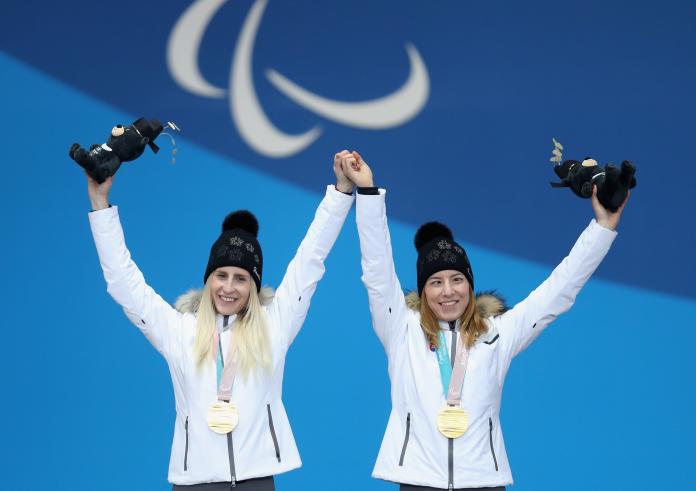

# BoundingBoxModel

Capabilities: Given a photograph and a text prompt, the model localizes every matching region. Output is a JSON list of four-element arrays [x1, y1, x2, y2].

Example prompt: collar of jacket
[[404, 290, 508, 319], [173, 286, 276, 315], [438, 319, 460, 332], [218, 313, 237, 332]]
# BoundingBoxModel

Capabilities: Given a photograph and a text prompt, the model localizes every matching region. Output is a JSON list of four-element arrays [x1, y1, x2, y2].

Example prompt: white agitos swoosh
[[167, 0, 430, 157], [167, 0, 227, 98], [266, 43, 429, 129], [230, 0, 321, 157]]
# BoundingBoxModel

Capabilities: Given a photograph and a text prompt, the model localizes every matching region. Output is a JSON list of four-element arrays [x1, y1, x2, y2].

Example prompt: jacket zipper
[[398, 413, 411, 466], [267, 404, 281, 463], [221, 316, 237, 487], [489, 417, 499, 471], [227, 433, 236, 487], [448, 322, 456, 491], [184, 417, 189, 471]]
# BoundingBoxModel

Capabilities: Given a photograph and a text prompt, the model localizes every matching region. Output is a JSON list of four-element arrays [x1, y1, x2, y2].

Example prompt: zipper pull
[[448, 484, 453, 491], [230, 477, 236, 488]]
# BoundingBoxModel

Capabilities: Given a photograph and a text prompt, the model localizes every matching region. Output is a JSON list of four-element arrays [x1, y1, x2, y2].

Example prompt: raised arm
[[495, 187, 628, 365], [266, 152, 355, 347], [87, 175, 180, 357], [345, 153, 409, 354]]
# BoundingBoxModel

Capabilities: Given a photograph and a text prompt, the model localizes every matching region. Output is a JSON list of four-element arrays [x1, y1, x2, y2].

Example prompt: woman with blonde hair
[[341, 152, 628, 491], [86, 151, 356, 490]]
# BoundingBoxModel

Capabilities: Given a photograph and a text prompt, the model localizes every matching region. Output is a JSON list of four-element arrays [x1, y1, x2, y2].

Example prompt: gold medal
[[207, 401, 239, 434], [437, 406, 469, 438]]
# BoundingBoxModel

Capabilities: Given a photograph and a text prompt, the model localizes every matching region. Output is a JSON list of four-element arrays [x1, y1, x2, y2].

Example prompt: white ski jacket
[[356, 189, 617, 489], [89, 185, 354, 485]]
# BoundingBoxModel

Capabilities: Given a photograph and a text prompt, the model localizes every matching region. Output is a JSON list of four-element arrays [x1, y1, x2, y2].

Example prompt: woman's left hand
[[333, 150, 354, 194], [592, 185, 629, 231]]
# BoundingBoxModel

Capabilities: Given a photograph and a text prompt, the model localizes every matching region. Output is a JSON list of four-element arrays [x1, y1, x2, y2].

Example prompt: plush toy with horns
[[548, 138, 636, 212], [69, 118, 179, 183]]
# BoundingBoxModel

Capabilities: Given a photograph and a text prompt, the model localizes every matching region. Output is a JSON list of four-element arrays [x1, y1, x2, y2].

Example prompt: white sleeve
[[494, 219, 618, 366], [89, 206, 181, 357], [267, 185, 354, 347], [356, 190, 409, 354]]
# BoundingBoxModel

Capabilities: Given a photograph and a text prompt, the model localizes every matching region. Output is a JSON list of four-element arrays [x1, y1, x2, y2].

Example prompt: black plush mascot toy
[[69, 118, 169, 183], [549, 138, 636, 212]]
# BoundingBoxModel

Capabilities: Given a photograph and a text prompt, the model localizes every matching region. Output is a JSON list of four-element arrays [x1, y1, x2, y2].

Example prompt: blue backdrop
[[2, 1, 695, 490]]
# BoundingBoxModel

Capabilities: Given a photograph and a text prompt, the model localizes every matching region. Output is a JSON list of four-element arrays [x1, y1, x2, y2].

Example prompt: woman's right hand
[[341, 150, 374, 188], [87, 173, 113, 210]]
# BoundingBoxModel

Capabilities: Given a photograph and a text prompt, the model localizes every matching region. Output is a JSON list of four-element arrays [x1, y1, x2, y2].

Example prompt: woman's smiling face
[[209, 266, 251, 315], [423, 270, 470, 322]]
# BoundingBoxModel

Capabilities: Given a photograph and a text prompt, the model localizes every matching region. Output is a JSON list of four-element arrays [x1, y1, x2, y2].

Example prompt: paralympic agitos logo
[[167, 0, 430, 158]]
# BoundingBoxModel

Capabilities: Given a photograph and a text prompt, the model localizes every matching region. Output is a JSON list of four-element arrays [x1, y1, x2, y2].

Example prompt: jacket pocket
[[266, 404, 281, 463], [398, 413, 411, 466], [488, 417, 499, 471], [184, 416, 190, 471]]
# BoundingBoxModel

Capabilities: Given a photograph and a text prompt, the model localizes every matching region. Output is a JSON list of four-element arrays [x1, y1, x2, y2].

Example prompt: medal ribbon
[[213, 316, 238, 402], [435, 329, 470, 406]]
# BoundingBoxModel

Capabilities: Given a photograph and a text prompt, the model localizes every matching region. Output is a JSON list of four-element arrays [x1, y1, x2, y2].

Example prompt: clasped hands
[[333, 150, 374, 192]]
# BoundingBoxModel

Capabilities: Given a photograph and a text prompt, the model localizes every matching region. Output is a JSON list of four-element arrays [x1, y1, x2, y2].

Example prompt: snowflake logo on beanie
[[438, 240, 452, 250], [427, 249, 441, 262], [454, 245, 464, 254], [230, 236, 244, 247], [254, 254, 260, 264], [443, 251, 457, 263], [245, 243, 254, 253]]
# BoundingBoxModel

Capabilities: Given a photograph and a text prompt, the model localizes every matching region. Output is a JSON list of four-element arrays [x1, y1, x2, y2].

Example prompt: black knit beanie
[[204, 210, 263, 291], [415, 222, 474, 295]]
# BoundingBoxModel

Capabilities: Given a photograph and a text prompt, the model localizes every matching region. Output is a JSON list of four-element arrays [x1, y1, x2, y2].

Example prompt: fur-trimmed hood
[[174, 286, 276, 314], [404, 290, 508, 318]]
